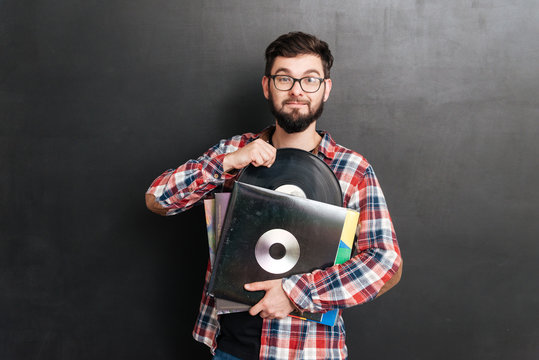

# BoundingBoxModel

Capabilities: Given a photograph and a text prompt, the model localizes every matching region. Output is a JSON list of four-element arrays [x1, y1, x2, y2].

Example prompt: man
[[146, 32, 402, 360]]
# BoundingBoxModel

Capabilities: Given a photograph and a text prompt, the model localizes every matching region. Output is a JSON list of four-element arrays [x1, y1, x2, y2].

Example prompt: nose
[[289, 79, 304, 96]]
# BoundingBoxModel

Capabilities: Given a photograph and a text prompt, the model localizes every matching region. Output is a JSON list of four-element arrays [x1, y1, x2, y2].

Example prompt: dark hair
[[264, 32, 334, 78]]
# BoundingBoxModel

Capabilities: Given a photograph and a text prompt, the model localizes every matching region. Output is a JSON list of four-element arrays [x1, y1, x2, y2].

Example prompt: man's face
[[262, 54, 332, 134]]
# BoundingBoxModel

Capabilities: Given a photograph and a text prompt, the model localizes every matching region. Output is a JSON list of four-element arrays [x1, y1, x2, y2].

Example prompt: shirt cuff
[[282, 274, 318, 313], [201, 153, 237, 182]]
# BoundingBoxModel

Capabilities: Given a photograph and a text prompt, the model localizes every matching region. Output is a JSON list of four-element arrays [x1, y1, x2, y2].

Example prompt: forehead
[[270, 54, 324, 76]]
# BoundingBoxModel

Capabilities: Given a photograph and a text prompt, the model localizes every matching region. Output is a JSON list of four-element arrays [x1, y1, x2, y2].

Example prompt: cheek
[[311, 95, 323, 108], [271, 93, 286, 107]]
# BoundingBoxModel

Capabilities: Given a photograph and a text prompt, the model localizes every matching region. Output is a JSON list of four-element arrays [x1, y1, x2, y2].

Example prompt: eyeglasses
[[268, 75, 325, 93]]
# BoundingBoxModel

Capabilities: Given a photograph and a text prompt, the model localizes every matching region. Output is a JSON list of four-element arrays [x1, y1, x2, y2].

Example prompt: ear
[[262, 76, 270, 100], [323, 78, 332, 102]]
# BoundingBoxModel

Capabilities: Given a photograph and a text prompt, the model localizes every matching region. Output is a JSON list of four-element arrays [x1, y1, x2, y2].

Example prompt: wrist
[[222, 154, 233, 173]]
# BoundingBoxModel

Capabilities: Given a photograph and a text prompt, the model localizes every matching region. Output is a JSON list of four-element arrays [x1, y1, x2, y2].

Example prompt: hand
[[244, 279, 295, 319], [223, 139, 276, 172]]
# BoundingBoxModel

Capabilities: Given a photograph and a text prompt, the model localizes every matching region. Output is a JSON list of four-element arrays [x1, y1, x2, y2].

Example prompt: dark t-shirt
[[217, 312, 263, 360]]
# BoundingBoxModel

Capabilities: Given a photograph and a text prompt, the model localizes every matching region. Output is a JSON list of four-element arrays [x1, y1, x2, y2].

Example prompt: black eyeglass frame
[[268, 75, 326, 93]]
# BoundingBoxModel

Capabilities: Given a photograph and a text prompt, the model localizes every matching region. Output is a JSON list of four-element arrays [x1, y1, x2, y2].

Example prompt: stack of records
[[203, 148, 359, 326]]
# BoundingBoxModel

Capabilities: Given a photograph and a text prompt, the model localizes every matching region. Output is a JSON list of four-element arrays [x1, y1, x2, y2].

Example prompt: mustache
[[282, 98, 310, 105]]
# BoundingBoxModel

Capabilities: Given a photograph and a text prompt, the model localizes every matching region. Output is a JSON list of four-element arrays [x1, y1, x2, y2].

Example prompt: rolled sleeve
[[145, 133, 257, 216], [281, 165, 401, 313]]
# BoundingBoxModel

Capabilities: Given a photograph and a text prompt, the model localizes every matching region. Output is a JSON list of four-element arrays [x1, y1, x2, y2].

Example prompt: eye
[[304, 77, 318, 84], [276, 76, 292, 83]]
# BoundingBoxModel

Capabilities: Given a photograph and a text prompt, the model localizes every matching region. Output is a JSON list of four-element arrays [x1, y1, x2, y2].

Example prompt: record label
[[274, 184, 307, 198]]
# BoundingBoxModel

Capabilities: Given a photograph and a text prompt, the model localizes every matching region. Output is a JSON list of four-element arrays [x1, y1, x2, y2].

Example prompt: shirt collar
[[316, 130, 337, 160]]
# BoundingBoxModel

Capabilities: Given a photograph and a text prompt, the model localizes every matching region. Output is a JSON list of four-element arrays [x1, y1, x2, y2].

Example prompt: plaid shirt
[[146, 126, 401, 359]]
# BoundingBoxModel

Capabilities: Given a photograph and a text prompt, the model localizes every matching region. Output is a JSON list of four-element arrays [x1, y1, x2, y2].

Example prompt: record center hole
[[269, 243, 286, 260]]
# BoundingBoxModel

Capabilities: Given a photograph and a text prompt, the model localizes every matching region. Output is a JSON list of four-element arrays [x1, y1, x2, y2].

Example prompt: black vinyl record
[[237, 148, 343, 207]]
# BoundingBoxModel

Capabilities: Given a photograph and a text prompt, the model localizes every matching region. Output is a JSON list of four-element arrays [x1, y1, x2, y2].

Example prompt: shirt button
[[213, 173, 220, 179]]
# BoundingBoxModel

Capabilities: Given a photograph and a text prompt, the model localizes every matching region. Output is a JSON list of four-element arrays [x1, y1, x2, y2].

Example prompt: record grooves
[[237, 148, 343, 206]]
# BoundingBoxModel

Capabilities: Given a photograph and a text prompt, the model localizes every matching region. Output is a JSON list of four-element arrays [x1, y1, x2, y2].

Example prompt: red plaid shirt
[[146, 126, 401, 359]]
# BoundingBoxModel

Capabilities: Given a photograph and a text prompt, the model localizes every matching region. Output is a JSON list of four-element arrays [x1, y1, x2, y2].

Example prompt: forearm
[[145, 134, 275, 216], [145, 146, 234, 216], [282, 165, 402, 312], [283, 246, 401, 313]]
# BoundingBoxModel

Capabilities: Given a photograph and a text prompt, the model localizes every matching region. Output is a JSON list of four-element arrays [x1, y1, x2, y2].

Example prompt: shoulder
[[335, 143, 370, 171], [319, 131, 371, 177], [321, 133, 380, 209]]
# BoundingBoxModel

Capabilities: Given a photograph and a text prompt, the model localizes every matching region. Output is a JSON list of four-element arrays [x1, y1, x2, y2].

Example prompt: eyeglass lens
[[273, 75, 322, 93]]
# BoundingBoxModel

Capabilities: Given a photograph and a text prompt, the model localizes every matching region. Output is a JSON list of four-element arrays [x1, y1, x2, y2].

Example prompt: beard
[[268, 92, 324, 134]]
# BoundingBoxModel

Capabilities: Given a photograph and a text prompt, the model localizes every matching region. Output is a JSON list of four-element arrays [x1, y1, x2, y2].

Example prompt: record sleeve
[[203, 192, 233, 270], [205, 192, 251, 313], [207, 182, 359, 307], [203, 199, 217, 267], [207, 190, 357, 323]]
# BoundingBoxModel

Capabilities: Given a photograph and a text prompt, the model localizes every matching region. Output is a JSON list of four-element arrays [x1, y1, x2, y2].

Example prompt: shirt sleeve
[[145, 137, 242, 216], [282, 165, 402, 313]]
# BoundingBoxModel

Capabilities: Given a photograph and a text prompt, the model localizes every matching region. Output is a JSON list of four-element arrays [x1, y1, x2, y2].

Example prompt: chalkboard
[[1, 1, 538, 359]]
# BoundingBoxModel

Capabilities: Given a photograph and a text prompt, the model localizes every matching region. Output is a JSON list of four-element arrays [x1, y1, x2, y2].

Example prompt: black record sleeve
[[207, 182, 351, 306]]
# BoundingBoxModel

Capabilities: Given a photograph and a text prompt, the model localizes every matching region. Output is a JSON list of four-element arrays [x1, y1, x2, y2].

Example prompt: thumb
[[244, 281, 269, 292]]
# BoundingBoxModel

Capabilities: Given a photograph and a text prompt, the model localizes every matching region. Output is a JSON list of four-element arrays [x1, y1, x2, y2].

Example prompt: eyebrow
[[273, 68, 322, 77]]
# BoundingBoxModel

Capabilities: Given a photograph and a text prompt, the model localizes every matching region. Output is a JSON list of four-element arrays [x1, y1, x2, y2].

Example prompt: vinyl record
[[237, 148, 343, 207]]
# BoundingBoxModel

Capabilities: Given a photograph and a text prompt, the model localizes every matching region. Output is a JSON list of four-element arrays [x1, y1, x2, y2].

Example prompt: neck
[[271, 122, 322, 151]]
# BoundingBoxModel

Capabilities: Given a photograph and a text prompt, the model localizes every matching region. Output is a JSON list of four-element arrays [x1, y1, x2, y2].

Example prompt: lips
[[284, 99, 309, 106]]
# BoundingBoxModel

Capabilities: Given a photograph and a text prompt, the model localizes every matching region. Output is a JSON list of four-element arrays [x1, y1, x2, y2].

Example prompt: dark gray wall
[[1, 1, 538, 359]]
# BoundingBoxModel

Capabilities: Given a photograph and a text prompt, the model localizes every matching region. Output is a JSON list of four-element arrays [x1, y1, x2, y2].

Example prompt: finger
[[249, 139, 271, 154], [257, 148, 276, 168], [274, 312, 287, 320], [248, 141, 276, 167], [260, 144, 276, 160], [259, 311, 275, 320], [247, 148, 264, 166], [253, 146, 274, 166], [265, 154, 276, 167], [249, 302, 263, 317], [252, 139, 275, 155], [250, 152, 267, 167], [256, 138, 274, 149], [261, 141, 277, 154], [261, 154, 275, 168], [263, 149, 277, 167], [244, 281, 268, 292]]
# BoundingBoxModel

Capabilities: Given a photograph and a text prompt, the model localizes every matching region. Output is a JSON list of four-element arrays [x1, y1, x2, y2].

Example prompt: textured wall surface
[[1, 1, 538, 359]]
